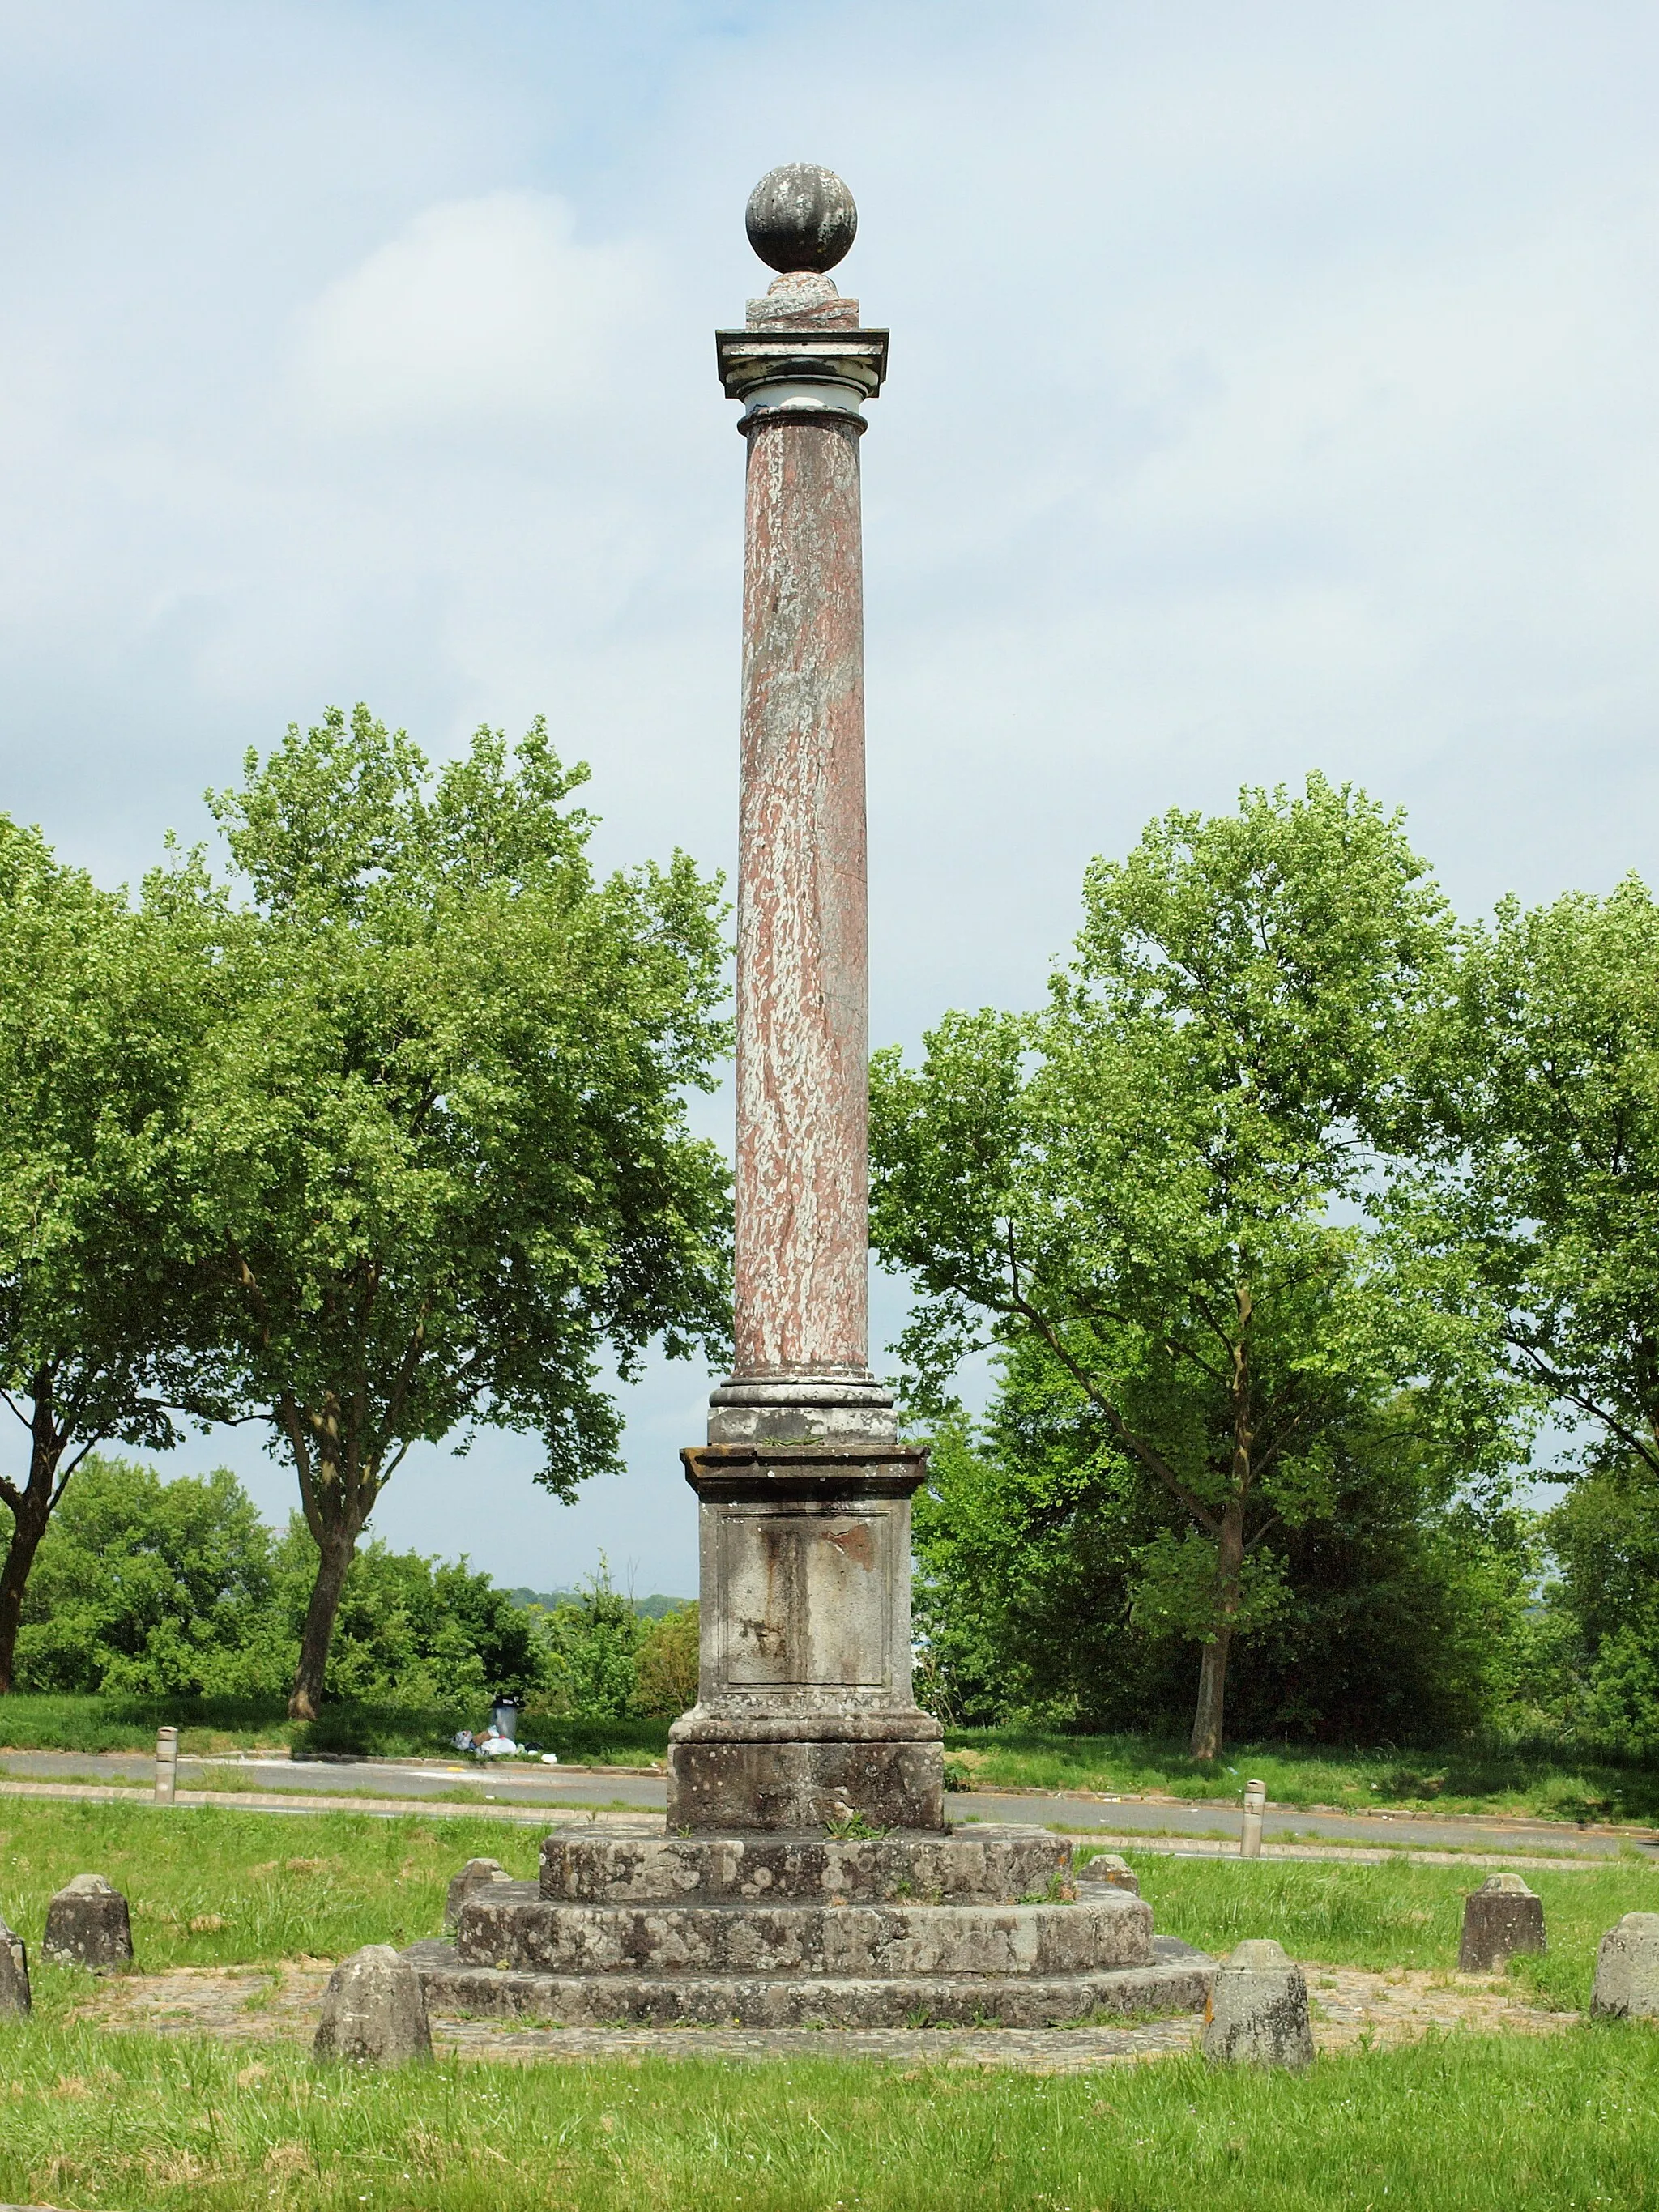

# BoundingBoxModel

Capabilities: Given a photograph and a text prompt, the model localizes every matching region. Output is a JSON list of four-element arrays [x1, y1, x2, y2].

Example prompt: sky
[[2, 1, 1657, 1595]]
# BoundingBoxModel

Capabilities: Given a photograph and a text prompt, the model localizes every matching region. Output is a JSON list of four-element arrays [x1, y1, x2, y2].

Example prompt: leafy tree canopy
[[154, 705, 732, 1715], [872, 776, 1529, 1756]]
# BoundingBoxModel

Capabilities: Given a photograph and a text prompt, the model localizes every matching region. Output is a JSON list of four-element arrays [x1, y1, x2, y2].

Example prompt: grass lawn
[[946, 1728, 1659, 1826], [2, 2020, 1657, 2210], [0, 1799, 1656, 2206]]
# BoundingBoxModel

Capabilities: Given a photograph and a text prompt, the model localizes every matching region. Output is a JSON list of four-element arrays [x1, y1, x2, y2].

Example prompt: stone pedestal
[[407, 1826, 1214, 2028], [1201, 1940, 1314, 2069], [666, 1444, 942, 1832], [315, 1945, 433, 2066]]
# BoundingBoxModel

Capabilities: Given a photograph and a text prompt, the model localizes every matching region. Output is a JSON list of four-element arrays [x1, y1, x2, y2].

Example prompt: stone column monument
[[665, 164, 944, 1835], [405, 173, 1216, 2027]]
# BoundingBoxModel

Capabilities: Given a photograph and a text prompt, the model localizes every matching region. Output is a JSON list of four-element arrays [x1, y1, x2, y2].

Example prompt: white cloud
[[295, 191, 652, 430]]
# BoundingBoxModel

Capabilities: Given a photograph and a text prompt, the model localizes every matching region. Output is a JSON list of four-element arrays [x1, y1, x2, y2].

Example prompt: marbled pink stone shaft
[[734, 403, 871, 1380]]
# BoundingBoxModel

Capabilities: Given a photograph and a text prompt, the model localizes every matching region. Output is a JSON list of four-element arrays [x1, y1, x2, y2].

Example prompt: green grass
[[0, 1693, 672, 1764], [0, 1798, 1652, 2005], [0, 1798, 1656, 2205], [0, 1799, 543, 1970], [0, 2022, 1657, 2210], [1102, 1847, 1659, 2011], [946, 1726, 1659, 1825]]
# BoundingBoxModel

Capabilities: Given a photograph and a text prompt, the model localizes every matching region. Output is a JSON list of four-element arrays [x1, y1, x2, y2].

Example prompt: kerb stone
[[1591, 1912, 1659, 2019], [41, 1875, 133, 1971], [1458, 1873, 1546, 1971], [445, 1858, 509, 1929], [0, 1914, 29, 2016], [1201, 1938, 1314, 2069], [313, 1945, 433, 2066]]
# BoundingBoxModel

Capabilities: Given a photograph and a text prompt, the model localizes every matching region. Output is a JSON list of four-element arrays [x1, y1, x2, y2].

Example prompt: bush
[[633, 1603, 698, 1716], [10, 1457, 274, 1694], [528, 1567, 648, 1718]]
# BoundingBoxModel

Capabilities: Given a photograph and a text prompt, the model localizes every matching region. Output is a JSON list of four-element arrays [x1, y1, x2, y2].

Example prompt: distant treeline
[[0, 1455, 698, 1720], [508, 1589, 690, 1622]]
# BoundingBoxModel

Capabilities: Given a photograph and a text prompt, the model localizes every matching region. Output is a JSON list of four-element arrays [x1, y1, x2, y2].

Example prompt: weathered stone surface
[[1591, 1912, 1659, 2019], [667, 1736, 945, 1835], [406, 1936, 1214, 2029], [1076, 1854, 1140, 1899], [458, 1890, 1154, 1980], [313, 1945, 433, 2066], [445, 1857, 509, 1929], [540, 1825, 1070, 1907], [0, 1914, 29, 2015], [1459, 1873, 1546, 1971], [41, 1874, 132, 1971], [1201, 1939, 1314, 2069]]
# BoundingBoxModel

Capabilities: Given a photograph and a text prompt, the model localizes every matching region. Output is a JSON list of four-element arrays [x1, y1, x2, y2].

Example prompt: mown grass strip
[[1, 2018, 1656, 2210]]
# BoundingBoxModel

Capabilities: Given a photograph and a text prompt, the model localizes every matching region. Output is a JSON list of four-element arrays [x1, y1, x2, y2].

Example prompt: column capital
[[716, 325, 889, 422]]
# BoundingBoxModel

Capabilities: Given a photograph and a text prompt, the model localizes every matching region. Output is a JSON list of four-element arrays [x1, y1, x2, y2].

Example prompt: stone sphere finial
[[745, 164, 857, 275]]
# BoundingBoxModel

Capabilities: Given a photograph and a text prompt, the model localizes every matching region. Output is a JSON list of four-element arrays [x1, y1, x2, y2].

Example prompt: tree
[[164, 706, 731, 1718], [911, 1336, 1535, 1745], [1428, 879, 1659, 1482], [0, 820, 218, 1693], [1542, 1458, 1659, 1758], [871, 777, 1524, 1757]]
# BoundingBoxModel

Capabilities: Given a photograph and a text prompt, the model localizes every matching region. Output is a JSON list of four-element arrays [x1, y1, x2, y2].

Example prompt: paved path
[[76, 1960, 1580, 2069], [3, 1747, 1654, 1860]]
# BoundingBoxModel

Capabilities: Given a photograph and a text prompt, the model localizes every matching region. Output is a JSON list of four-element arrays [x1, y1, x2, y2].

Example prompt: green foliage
[[6, 1455, 271, 1695], [873, 778, 1529, 1754], [633, 1600, 701, 1717], [139, 705, 731, 1711], [1425, 876, 1659, 1483], [531, 1566, 653, 1719], [4, 1453, 544, 1707], [1542, 1459, 1659, 1758], [914, 1345, 1537, 1745], [0, 817, 224, 1689]]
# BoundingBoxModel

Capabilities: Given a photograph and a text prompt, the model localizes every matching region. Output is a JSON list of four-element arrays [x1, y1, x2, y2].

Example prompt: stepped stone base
[[405, 1938, 1213, 2029], [405, 1825, 1216, 2031]]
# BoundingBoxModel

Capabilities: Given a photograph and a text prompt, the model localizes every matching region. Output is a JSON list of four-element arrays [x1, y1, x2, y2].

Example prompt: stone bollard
[[0, 1913, 29, 2016], [313, 1945, 433, 2065], [445, 1856, 509, 1929], [1075, 1852, 1140, 1899], [1240, 1779, 1266, 1859], [1591, 1912, 1659, 2019], [1202, 1938, 1314, 2069], [1458, 1873, 1546, 1971], [155, 1725, 178, 1805], [41, 1875, 134, 1971]]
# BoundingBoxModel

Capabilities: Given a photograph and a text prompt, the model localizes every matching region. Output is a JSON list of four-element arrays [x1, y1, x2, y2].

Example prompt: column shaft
[[735, 410, 870, 1380]]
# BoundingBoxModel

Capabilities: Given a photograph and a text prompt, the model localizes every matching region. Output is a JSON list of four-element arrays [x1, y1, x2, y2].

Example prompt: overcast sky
[[2, 2, 1655, 1594]]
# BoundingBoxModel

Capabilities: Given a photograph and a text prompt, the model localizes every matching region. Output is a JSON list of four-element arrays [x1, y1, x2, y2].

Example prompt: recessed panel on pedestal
[[718, 1507, 892, 1689]]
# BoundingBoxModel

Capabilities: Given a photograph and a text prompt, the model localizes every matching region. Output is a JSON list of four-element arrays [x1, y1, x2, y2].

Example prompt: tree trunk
[[1190, 1491, 1248, 1761], [1189, 1627, 1232, 1762], [288, 1526, 359, 1720], [0, 1372, 73, 1695], [0, 1498, 50, 1697]]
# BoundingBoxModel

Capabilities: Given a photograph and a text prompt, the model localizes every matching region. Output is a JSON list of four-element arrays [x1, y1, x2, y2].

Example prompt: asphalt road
[[2, 1747, 1653, 1859]]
